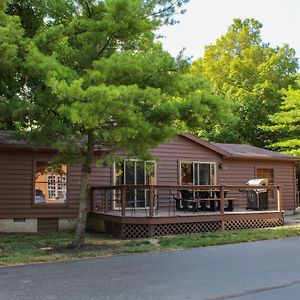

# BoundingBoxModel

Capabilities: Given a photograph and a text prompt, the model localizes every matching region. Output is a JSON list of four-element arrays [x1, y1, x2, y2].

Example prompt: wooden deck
[[88, 184, 284, 238], [88, 209, 284, 238]]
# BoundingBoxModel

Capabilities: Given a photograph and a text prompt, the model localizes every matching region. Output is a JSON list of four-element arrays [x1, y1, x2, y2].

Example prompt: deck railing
[[89, 184, 282, 217]]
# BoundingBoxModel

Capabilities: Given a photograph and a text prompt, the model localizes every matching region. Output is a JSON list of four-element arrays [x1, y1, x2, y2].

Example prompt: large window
[[114, 160, 156, 208], [35, 162, 67, 204], [180, 161, 216, 186]]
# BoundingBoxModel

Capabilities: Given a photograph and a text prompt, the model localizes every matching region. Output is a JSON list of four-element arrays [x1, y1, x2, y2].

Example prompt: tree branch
[[38, 28, 88, 49], [143, 0, 180, 19], [141, 66, 182, 84], [83, 0, 92, 18], [96, 32, 116, 58]]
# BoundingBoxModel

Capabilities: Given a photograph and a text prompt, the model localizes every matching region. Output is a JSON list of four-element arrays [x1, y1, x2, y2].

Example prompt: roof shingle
[[213, 143, 298, 160]]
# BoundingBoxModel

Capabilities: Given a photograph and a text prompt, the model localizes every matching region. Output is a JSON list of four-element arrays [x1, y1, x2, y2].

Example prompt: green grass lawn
[[1, 226, 300, 266]]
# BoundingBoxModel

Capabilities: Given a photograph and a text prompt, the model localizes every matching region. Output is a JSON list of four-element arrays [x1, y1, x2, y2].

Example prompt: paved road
[[1, 237, 300, 300]]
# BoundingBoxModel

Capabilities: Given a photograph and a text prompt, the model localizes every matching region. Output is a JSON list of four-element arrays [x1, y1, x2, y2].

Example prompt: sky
[[158, 0, 300, 61]]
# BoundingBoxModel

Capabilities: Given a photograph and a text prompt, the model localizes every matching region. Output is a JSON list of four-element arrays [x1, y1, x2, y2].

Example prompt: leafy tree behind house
[[262, 79, 300, 156], [192, 18, 299, 146]]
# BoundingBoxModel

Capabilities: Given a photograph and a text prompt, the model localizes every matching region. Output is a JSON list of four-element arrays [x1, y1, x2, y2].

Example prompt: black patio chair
[[179, 190, 196, 212], [194, 191, 210, 211]]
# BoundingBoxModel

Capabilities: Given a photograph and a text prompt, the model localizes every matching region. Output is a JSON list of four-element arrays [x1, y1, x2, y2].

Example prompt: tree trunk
[[72, 131, 94, 248]]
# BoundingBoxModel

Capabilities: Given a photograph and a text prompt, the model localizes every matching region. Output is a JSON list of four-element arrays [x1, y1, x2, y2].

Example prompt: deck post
[[104, 190, 109, 213], [149, 185, 154, 217], [220, 185, 225, 214], [277, 186, 282, 212], [121, 186, 126, 217], [221, 220, 225, 230]]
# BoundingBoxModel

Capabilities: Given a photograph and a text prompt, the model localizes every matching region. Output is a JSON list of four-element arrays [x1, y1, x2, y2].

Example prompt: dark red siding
[[151, 136, 222, 186], [37, 218, 58, 232], [0, 149, 110, 219], [0, 135, 297, 221], [219, 159, 296, 210]]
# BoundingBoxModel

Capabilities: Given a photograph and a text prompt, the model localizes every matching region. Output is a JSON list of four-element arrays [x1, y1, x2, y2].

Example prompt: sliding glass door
[[115, 160, 156, 208]]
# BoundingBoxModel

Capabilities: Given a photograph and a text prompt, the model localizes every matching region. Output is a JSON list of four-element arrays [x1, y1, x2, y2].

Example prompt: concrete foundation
[[0, 219, 37, 233], [0, 218, 78, 233]]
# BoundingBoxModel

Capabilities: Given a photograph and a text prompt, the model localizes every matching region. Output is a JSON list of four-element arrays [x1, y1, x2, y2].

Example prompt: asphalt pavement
[[1, 236, 300, 300]]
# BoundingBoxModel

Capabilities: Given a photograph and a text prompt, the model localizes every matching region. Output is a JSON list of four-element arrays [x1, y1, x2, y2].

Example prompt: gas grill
[[245, 178, 269, 210]]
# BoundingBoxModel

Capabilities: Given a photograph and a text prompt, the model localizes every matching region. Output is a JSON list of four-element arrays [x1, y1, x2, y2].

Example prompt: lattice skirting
[[104, 218, 284, 238], [225, 218, 284, 230], [154, 222, 221, 237]]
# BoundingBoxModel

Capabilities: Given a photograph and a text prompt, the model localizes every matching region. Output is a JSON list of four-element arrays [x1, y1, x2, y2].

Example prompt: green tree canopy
[[262, 79, 300, 156], [0, 1, 25, 129], [1, 0, 227, 246], [192, 18, 299, 146]]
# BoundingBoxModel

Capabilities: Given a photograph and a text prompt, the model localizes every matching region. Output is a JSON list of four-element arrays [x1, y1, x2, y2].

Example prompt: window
[[181, 163, 193, 185], [180, 161, 216, 186], [257, 168, 274, 198], [35, 161, 67, 204], [114, 160, 156, 208]]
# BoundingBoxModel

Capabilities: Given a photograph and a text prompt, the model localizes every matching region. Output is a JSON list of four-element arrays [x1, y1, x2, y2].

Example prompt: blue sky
[[158, 0, 300, 61]]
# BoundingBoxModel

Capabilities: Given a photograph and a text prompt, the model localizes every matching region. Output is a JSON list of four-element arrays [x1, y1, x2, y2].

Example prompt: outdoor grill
[[245, 178, 269, 210]]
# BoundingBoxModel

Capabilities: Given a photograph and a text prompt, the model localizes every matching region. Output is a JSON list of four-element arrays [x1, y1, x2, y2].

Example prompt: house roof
[[180, 132, 232, 157], [0, 130, 27, 146], [0, 130, 298, 161], [0, 130, 53, 150], [214, 143, 298, 161], [180, 132, 299, 161]]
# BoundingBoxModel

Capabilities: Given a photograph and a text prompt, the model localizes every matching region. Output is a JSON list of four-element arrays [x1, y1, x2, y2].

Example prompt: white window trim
[[179, 160, 217, 186], [47, 174, 67, 200], [113, 159, 157, 185]]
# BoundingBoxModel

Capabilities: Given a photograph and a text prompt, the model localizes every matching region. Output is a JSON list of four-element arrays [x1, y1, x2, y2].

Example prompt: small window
[[35, 162, 67, 204]]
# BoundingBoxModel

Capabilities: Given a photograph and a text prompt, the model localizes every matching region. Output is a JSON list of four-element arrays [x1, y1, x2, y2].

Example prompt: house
[[0, 131, 298, 235]]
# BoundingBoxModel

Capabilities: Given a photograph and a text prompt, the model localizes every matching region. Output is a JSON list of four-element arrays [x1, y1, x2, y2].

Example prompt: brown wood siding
[[0, 149, 111, 219], [0, 135, 296, 221], [219, 159, 296, 210], [149, 136, 222, 207], [151, 136, 222, 186], [37, 218, 58, 232], [68, 165, 111, 212], [0, 150, 33, 217], [88, 136, 296, 211]]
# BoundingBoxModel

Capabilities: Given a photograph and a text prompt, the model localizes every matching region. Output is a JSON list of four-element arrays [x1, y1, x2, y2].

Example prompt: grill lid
[[246, 178, 268, 186]]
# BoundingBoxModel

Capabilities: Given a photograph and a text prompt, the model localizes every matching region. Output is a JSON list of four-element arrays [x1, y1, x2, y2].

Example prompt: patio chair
[[174, 196, 184, 211], [179, 190, 196, 212], [195, 191, 210, 211]]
